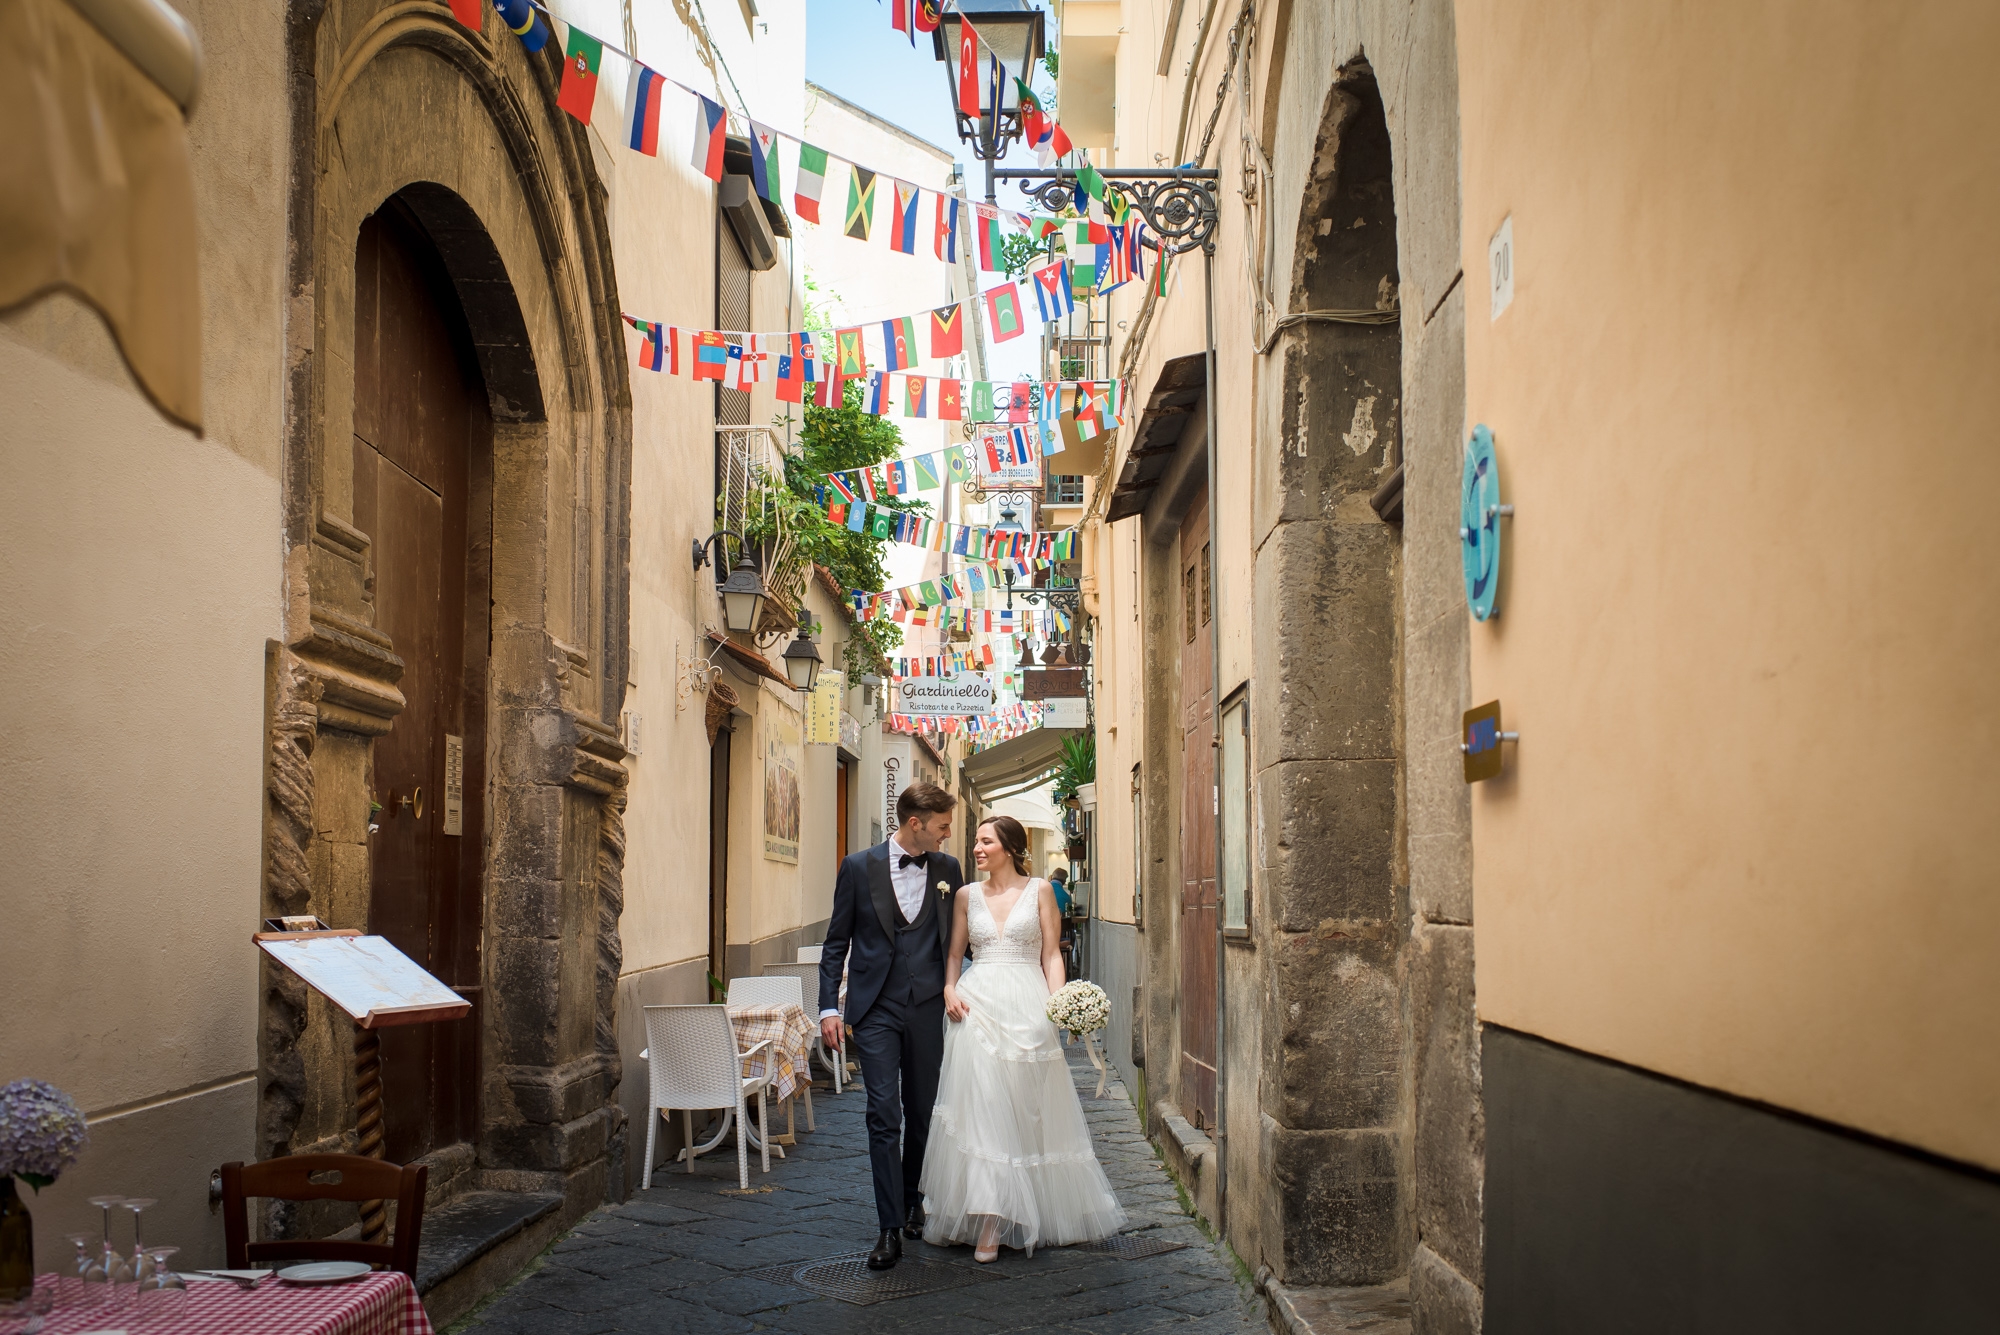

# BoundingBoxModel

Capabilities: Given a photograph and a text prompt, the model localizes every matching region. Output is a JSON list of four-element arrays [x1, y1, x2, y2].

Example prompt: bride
[[920, 815, 1126, 1261]]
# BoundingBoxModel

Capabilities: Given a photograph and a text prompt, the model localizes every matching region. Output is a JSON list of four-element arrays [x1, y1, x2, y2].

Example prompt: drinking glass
[[120, 1199, 158, 1284], [133, 1246, 186, 1325], [60, 1233, 103, 1308], [84, 1196, 132, 1310], [0, 1277, 53, 1332]]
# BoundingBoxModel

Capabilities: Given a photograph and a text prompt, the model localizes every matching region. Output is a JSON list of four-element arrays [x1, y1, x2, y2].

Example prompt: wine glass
[[133, 1246, 187, 1324], [60, 1233, 104, 1308], [120, 1199, 158, 1284], [84, 1197, 132, 1289]]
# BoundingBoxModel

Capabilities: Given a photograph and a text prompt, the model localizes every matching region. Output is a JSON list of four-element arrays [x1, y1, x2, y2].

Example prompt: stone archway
[[258, 0, 632, 1263]]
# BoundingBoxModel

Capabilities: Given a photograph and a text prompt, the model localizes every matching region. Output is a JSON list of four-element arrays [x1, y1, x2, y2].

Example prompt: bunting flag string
[[886, 704, 1044, 742], [821, 493, 1080, 562]]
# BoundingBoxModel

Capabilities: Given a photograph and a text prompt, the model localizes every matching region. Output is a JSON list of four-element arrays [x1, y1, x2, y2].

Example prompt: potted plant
[[1, 1079, 88, 1302]]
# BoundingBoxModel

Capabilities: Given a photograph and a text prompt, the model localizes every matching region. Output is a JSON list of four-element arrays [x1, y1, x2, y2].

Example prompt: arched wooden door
[[352, 201, 493, 1164]]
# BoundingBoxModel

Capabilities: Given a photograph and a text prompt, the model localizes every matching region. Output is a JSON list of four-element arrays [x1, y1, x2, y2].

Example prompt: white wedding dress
[[920, 881, 1127, 1252]]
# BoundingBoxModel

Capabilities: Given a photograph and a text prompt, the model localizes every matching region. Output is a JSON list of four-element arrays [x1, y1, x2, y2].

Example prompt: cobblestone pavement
[[451, 1042, 1268, 1335]]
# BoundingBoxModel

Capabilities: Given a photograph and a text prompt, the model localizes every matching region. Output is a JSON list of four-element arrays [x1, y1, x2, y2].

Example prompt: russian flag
[[624, 66, 666, 156]]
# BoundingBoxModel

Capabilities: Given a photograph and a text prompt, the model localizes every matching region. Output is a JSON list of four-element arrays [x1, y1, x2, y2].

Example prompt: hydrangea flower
[[0, 1079, 88, 1192]]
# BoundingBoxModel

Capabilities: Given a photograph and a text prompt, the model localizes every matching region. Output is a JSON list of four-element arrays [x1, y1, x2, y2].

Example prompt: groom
[[818, 781, 962, 1270]]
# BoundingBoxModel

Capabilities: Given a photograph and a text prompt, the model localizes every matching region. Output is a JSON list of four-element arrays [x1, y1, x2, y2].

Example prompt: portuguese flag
[[556, 26, 603, 125]]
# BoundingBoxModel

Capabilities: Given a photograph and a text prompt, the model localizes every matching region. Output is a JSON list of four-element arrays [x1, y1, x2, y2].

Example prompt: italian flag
[[796, 143, 829, 224]]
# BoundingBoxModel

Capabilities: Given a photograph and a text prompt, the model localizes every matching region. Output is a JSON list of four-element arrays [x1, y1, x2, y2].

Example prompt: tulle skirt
[[919, 959, 1127, 1252]]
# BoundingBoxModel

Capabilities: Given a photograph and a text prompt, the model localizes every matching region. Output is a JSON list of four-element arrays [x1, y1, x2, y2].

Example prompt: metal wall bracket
[[993, 168, 1222, 256]]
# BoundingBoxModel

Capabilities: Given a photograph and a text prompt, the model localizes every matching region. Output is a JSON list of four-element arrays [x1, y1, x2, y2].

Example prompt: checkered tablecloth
[[26, 1269, 432, 1335], [728, 1001, 816, 1101]]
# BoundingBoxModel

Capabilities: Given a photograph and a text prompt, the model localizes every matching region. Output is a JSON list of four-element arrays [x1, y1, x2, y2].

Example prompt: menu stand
[[254, 927, 471, 1242]]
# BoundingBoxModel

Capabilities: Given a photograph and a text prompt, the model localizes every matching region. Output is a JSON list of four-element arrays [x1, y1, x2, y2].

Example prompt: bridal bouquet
[[1046, 980, 1111, 1036]]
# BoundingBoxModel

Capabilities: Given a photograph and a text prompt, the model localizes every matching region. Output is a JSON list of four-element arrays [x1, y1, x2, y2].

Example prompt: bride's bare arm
[[943, 889, 972, 1021], [1039, 883, 1065, 995]]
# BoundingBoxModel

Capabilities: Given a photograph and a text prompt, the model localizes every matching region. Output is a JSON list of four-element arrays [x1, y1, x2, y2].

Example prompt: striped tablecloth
[[24, 1269, 432, 1335], [728, 1001, 816, 1101]]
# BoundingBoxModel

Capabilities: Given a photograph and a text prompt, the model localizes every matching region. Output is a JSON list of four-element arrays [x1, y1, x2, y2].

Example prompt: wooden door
[[1178, 487, 1217, 1126], [353, 202, 492, 1164], [709, 726, 732, 989], [837, 760, 851, 866]]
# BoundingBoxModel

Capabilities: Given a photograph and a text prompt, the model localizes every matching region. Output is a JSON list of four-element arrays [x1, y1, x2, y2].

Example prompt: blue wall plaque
[[1461, 424, 1503, 621]]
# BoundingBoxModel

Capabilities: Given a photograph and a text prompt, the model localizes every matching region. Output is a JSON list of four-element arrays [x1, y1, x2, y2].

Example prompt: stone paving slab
[[450, 1043, 1267, 1335]]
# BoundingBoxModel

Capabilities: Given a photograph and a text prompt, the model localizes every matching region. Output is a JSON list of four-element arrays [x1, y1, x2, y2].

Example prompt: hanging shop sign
[[1039, 697, 1089, 729], [1460, 424, 1512, 622], [1461, 699, 1519, 783], [898, 673, 996, 716]]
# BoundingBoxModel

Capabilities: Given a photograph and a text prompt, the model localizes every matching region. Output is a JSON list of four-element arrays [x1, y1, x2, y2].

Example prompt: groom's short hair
[[896, 781, 956, 826]]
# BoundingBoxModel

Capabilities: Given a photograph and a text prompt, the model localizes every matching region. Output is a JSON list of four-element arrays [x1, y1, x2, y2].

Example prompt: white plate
[[277, 1261, 374, 1284]]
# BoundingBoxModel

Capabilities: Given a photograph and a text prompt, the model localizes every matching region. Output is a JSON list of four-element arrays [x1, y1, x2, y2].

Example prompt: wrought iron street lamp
[[692, 531, 768, 634], [931, 0, 1044, 203], [781, 610, 823, 691]]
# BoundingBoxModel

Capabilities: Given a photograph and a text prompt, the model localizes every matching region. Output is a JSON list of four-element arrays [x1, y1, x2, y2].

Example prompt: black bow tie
[[898, 853, 930, 869]]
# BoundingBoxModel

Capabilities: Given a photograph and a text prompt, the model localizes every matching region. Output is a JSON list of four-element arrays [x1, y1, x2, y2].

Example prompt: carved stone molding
[[292, 603, 406, 735], [567, 712, 628, 796]]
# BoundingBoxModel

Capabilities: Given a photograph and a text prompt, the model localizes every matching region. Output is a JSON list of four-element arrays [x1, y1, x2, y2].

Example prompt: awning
[[961, 726, 1078, 803], [1104, 352, 1206, 522]]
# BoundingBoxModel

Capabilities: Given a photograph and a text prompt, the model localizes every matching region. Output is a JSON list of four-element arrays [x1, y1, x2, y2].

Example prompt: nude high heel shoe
[[974, 1217, 1001, 1263]]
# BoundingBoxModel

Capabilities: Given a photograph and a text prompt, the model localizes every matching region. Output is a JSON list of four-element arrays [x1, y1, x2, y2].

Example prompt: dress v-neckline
[[980, 881, 1034, 932]]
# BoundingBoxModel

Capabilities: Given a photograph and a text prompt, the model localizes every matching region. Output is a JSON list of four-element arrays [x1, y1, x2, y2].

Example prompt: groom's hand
[[820, 1016, 845, 1051]]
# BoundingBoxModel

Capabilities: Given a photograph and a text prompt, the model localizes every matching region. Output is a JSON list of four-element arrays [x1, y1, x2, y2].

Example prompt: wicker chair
[[640, 1004, 772, 1190], [761, 961, 844, 1094], [218, 1154, 427, 1279]]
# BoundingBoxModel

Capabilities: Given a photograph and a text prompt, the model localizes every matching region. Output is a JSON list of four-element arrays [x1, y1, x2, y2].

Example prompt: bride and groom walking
[[816, 782, 1125, 1270]]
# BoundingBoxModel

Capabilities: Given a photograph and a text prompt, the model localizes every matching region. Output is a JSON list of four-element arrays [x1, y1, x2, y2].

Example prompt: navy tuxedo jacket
[[817, 840, 964, 1027]]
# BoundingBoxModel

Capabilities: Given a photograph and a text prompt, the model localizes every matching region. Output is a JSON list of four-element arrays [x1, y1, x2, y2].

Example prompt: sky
[[803, 0, 1052, 203]]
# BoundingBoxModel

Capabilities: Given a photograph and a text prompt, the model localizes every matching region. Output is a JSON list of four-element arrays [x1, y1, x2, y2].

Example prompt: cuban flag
[[623, 66, 667, 155], [1031, 261, 1074, 322]]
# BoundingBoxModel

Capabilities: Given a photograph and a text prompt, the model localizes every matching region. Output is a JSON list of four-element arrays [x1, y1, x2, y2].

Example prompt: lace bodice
[[967, 882, 1046, 967]]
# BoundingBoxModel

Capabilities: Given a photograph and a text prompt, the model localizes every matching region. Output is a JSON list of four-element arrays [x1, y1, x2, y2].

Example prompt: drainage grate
[[743, 1252, 1005, 1306], [1073, 1232, 1191, 1260]]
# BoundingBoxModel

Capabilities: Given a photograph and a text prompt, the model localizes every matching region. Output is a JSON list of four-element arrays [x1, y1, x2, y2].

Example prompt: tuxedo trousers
[[850, 987, 946, 1231]]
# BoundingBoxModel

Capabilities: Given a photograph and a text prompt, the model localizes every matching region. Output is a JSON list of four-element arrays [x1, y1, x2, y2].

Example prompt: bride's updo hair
[[978, 815, 1032, 876]]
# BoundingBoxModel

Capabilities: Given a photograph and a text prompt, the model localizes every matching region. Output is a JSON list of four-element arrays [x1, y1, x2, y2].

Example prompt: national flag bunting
[[835, 328, 867, 382], [930, 303, 964, 358], [957, 21, 980, 117], [934, 193, 960, 262], [865, 372, 888, 416], [914, 0, 940, 34], [975, 207, 1007, 271], [889, 181, 921, 255], [492, 0, 550, 52], [693, 330, 729, 381], [795, 143, 829, 223], [748, 122, 783, 204], [938, 379, 962, 421], [623, 65, 666, 155], [985, 283, 1026, 343], [557, 26, 603, 124], [449, 0, 482, 29], [905, 376, 928, 418], [881, 315, 919, 372], [1031, 261, 1074, 322], [690, 95, 727, 182], [845, 167, 877, 241]]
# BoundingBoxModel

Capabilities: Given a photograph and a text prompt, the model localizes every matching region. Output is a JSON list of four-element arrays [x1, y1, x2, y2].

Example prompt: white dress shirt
[[822, 834, 935, 1020]]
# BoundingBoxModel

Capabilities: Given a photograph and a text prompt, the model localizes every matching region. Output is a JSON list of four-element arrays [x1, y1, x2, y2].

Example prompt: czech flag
[[690, 95, 727, 182]]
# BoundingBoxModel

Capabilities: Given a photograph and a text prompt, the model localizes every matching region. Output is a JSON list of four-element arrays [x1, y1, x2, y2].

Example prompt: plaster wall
[[0, 0, 287, 1266], [1457, 0, 2000, 1170]]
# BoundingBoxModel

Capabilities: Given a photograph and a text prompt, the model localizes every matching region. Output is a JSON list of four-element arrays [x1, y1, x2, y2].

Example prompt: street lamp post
[[931, 0, 1045, 204]]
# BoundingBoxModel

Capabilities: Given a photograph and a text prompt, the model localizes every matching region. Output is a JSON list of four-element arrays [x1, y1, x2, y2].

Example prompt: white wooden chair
[[761, 962, 844, 1094], [795, 945, 823, 963], [727, 974, 815, 1132], [639, 1004, 772, 1190]]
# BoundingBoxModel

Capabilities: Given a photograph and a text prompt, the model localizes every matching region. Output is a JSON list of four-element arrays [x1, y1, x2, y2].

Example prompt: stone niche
[[256, 0, 633, 1259]]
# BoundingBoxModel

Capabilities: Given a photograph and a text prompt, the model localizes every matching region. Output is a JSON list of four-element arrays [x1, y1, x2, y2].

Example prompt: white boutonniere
[[937, 879, 951, 898]]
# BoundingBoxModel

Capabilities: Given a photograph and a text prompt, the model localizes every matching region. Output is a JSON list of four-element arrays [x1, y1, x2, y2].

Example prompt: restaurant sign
[[899, 673, 995, 716]]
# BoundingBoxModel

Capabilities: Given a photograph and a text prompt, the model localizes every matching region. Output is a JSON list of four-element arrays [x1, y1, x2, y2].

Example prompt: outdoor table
[[21, 1269, 433, 1335], [727, 1000, 816, 1144]]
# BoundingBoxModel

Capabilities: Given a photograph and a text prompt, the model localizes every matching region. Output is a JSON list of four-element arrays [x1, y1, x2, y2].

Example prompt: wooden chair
[[219, 1153, 428, 1280]]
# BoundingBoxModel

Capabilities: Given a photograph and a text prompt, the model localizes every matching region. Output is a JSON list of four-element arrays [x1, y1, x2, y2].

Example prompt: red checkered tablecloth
[[727, 1001, 816, 1101], [25, 1269, 433, 1335]]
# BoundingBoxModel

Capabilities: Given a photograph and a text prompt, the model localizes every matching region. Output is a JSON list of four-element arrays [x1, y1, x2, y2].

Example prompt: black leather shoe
[[902, 1204, 924, 1240], [867, 1230, 902, 1270]]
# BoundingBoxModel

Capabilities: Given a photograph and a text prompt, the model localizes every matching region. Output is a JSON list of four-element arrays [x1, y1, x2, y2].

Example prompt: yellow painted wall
[[1458, 0, 2000, 1168]]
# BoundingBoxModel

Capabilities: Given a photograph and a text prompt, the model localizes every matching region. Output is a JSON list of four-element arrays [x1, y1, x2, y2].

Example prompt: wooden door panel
[[710, 728, 732, 988], [1178, 486, 1217, 1126], [354, 203, 490, 1162]]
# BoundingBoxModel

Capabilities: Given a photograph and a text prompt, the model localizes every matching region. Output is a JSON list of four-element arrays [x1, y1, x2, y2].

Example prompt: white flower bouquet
[[1045, 980, 1111, 1036]]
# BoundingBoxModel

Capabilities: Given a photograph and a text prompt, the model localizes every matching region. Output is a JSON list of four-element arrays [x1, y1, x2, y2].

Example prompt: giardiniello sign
[[897, 674, 995, 716]]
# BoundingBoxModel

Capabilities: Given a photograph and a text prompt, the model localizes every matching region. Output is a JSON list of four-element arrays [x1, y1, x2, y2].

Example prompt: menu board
[[255, 931, 470, 1029]]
